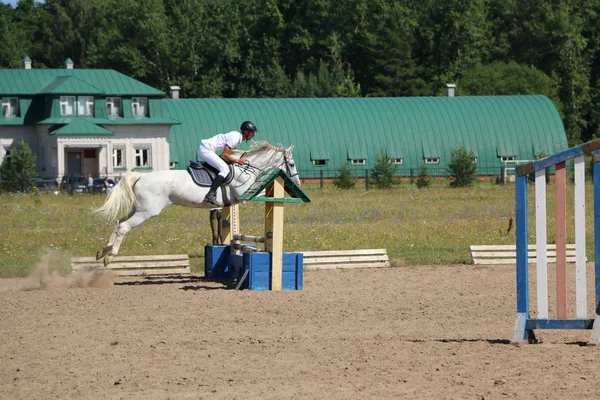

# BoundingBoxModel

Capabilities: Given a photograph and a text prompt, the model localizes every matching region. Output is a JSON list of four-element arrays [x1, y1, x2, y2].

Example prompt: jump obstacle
[[512, 140, 600, 345], [205, 168, 310, 291], [301, 249, 390, 270], [71, 254, 191, 276], [470, 244, 580, 265]]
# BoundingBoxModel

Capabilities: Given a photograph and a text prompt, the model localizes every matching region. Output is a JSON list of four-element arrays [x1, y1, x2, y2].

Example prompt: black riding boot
[[204, 175, 225, 205]]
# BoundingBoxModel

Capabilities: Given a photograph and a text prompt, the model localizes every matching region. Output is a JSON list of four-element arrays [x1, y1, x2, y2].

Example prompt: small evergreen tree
[[448, 146, 477, 187], [416, 165, 431, 188], [371, 149, 397, 189], [0, 140, 37, 192], [334, 162, 357, 189]]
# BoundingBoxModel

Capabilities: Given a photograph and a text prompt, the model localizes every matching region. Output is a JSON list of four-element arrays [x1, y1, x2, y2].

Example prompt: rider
[[198, 121, 257, 205]]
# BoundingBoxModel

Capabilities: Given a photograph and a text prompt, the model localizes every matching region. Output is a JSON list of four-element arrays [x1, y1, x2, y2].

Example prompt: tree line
[[1, 0, 599, 145]]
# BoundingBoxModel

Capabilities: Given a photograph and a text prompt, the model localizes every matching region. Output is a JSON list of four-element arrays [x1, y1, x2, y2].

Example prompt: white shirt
[[201, 131, 242, 152]]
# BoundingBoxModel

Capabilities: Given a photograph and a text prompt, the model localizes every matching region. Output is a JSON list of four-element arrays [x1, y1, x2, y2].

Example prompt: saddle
[[186, 161, 234, 187]]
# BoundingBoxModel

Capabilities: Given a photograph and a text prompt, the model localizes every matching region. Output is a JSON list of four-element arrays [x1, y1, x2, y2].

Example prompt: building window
[[106, 97, 122, 116], [77, 96, 94, 116], [3, 149, 11, 162], [112, 148, 124, 168], [500, 156, 515, 162], [424, 157, 439, 164], [134, 147, 150, 167], [350, 159, 366, 165], [2, 97, 19, 117], [60, 96, 76, 116], [312, 159, 328, 166], [390, 158, 403, 165], [132, 97, 148, 117], [473, 157, 478, 164]]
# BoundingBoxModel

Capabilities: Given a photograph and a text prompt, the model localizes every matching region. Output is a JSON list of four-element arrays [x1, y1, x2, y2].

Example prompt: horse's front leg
[[96, 220, 118, 261]]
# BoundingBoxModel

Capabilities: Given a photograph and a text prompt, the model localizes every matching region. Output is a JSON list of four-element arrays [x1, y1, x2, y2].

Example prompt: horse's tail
[[93, 172, 141, 221]]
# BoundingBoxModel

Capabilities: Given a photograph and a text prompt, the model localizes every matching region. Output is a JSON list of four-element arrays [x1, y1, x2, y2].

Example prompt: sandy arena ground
[[1, 263, 599, 399]]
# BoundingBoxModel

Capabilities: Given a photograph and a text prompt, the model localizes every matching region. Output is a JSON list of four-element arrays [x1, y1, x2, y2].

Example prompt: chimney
[[169, 85, 181, 99], [446, 83, 456, 97], [23, 56, 32, 69], [64, 58, 74, 69]]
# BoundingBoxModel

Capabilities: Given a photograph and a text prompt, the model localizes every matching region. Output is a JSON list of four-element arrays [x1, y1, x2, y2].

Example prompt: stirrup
[[204, 192, 221, 206]]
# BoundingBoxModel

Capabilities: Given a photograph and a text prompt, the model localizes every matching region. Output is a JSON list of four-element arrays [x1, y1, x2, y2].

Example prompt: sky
[[0, 0, 44, 6]]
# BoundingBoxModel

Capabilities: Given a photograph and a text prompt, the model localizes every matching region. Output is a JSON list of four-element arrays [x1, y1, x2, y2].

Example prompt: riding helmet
[[240, 121, 257, 133]]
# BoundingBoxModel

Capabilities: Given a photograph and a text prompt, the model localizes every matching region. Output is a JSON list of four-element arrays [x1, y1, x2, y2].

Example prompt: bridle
[[282, 151, 298, 179]]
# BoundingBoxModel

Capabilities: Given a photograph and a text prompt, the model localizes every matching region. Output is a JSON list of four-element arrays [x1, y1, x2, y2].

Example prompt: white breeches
[[198, 146, 229, 177]]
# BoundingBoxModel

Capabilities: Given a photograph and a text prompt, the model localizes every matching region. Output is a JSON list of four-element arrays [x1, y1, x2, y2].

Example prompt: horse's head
[[282, 145, 300, 186], [237, 142, 301, 186]]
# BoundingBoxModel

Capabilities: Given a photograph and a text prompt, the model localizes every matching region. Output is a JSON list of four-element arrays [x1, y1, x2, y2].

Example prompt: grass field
[[0, 178, 593, 278]]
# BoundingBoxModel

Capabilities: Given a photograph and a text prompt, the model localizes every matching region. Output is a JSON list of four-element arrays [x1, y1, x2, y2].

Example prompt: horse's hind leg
[[96, 209, 136, 261], [103, 209, 158, 266], [96, 221, 118, 260]]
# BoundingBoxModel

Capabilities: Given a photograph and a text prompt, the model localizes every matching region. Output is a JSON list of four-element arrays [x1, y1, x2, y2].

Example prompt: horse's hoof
[[96, 251, 104, 261], [104, 257, 112, 267]]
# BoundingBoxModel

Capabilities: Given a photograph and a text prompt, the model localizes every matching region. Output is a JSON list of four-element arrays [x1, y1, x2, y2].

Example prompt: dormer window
[[106, 97, 122, 116], [132, 97, 147, 117], [61, 96, 94, 116], [2, 97, 19, 117], [350, 159, 366, 165], [77, 96, 94, 116], [424, 157, 439, 164], [60, 96, 76, 116], [390, 158, 403, 165], [312, 159, 328, 166], [500, 156, 515, 162]]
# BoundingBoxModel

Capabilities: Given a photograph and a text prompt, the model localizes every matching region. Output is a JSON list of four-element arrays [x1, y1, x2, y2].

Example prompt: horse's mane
[[230, 141, 285, 157]]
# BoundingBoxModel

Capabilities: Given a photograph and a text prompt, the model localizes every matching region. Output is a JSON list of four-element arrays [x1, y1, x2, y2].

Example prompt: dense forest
[[1, 0, 599, 145]]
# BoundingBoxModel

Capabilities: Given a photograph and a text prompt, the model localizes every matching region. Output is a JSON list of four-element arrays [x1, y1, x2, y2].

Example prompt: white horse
[[94, 141, 299, 266]]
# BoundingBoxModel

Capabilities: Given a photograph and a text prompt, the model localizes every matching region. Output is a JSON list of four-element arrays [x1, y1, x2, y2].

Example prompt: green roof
[[49, 119, 114, 136], [0, 69, 164, 96], [105, 116, 180, 125], [0, 117, 25, 125], [40, 76, 104, 94], [39, 116, 116, 125], [162, 96, 568, 178]]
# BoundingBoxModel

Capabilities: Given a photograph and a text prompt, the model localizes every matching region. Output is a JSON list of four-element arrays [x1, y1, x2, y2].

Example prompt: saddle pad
[[187, 167, 212, 186], [186, 163, 235, 187]]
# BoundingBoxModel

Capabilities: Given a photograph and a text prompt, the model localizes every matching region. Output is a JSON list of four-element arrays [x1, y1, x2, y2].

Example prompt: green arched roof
[[162, 95, 567, 178]]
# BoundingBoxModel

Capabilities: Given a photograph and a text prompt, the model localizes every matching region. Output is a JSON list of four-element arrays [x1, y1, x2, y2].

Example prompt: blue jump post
[[512, 141, 600, 345]]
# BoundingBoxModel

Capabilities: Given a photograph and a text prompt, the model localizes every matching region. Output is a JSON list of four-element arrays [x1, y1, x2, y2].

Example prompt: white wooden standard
[[574, 155, 587, 318], [71, 254, 190, 276], [535, 168, 549, 319], [223, 204, 240, 248]]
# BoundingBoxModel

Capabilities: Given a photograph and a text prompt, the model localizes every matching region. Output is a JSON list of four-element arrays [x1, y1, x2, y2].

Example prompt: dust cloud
[[0, 252, 116, 292]]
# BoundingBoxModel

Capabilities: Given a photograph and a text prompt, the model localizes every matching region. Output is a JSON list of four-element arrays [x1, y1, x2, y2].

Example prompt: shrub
[[448, 146, 477, 187], [0, 139, 37, 193], [416, 165, 431, 188], [334, 162, 357, 189], [371, 149, 397, 189]]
